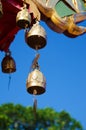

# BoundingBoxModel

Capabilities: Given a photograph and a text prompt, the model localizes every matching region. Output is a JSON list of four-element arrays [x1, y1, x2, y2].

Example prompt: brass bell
[[16, 3, 31, 29], [0, 1, 3, 18], [25, 22, 47, 50], [1, 50, 16, 73], [26, 69, 46, 95]]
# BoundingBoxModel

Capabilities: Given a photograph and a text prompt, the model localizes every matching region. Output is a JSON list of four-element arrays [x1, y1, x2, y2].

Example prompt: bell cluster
[[16, 2, 47, 50], [1, 1, 47, 96], [16, 1, 47, 96]]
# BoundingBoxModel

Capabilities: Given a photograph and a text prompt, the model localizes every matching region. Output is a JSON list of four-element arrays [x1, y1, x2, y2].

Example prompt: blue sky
[[0, 21, 86, 129]]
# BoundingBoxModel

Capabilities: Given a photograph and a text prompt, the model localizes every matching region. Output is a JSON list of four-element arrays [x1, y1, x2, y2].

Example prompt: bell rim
[[16, 19, 30, 29], [27, 86, 46, 95], [25, 35, 47, 49], [2, 68, 16, 73]]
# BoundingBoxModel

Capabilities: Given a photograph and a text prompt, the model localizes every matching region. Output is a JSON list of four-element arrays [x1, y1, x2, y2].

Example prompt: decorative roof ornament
[[31, 0, 86, 37]]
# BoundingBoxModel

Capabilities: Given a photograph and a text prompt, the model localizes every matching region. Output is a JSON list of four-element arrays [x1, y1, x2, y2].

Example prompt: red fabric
[[0, 0, 21, 51], [0, 0, 33, 51]]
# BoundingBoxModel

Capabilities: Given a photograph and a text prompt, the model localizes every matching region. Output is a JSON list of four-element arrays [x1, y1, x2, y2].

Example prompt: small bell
[[0, 0, 3, 18], [1, 50, 16, 73], [16, 3, 31, 29], [26, 69, 46, 95], [25, 22, 47, 50]]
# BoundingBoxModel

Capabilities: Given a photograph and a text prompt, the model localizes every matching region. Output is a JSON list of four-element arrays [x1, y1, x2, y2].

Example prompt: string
[[8, 73, 11, 90], [33, 90, 37, 119]]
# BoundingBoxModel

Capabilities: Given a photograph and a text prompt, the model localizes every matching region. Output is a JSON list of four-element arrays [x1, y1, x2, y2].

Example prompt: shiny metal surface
[[1, 52, 16, 73], [26, 69, 46, 95], [25, 22, 47, 49], [16, 7, 31, 29]]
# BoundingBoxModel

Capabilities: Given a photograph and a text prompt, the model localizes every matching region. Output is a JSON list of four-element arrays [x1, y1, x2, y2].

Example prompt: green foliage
[[0, 103, 83, 130]]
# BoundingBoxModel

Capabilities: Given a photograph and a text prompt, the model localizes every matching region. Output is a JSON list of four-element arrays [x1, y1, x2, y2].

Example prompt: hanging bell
[[1, 51, 16, 73], [0, 1, 3, 18], [25, 22, 47, 50], [26, 69, 46, 95], [16, 3, 31, 29]]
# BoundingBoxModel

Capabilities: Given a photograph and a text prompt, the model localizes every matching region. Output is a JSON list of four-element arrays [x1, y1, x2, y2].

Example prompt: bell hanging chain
[[31, 53, 40, 70], [22, 0, 28, 10]]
